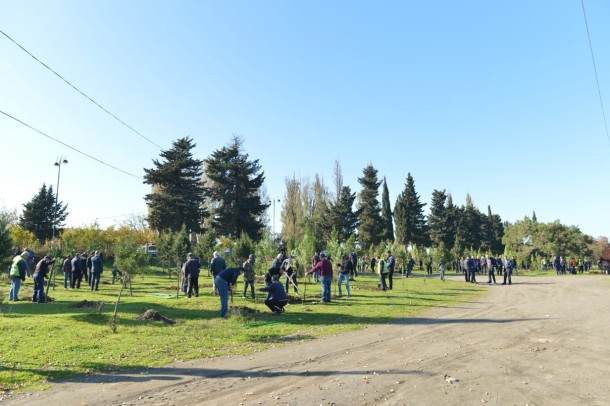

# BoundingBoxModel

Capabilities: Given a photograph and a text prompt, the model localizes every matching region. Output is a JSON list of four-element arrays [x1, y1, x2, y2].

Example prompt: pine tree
[[357, 164, 383, 249], [328, 186, 360, 243], [19, 183, 68, 242], [144, 137, 205, 232], [428, 189, 449, 248], [393, 173, 428, 247], [380, 177, 394, 242], [456, 194, 485, 251], [204, 136, 268, 241]]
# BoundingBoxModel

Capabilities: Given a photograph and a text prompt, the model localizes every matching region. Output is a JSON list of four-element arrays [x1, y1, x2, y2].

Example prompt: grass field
[[0, 267, 484, 393]]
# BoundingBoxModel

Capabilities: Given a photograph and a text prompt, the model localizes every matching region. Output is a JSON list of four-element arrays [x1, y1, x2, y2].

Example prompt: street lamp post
[[52, 156, 68, 239]]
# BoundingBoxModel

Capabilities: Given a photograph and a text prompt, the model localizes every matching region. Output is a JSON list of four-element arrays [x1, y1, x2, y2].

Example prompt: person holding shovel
[[215, 267, 245, 317]]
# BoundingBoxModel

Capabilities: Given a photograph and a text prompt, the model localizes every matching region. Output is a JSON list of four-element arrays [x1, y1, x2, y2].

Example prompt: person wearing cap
[[242, 254, 256, 299], [32, 256, 55, 303], [9, 251, 29, 301], [306, 251, 333, 303], [184, 253, 200, 298], [258, 274, 287, 314], [215, 267, 245, 317], [90, 251, 103, 291], [210, 251, 226, 296]]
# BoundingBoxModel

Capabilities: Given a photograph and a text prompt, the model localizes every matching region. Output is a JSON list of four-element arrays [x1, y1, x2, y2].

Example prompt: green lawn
[[1, 268, 484, 392]]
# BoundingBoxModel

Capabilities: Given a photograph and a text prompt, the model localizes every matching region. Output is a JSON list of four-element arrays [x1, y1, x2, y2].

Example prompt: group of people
[[180, 251, 287, 317], [459, 255, 515, 285], [61, 251, 104, 291], [551, 256, 591, 275], [7, 247, 110, 303]]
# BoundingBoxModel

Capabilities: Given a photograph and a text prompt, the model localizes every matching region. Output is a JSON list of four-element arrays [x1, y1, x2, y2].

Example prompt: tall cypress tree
[[357, 164, 383, 249], [204, 136, 269, 241], [380, 177, 394, 242], [19, 183, 68, 242], [393, 173, 428, 247], [144, 137, 205, 232]]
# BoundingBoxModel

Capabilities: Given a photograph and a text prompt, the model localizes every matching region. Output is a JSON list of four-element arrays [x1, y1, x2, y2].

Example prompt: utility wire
[[580, 0, 610, 148], [0, 109, 142, 180], [0, 29, 164, 150]]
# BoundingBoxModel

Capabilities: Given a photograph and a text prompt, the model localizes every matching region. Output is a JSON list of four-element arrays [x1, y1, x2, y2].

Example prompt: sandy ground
[[7, 274, 610, 406]]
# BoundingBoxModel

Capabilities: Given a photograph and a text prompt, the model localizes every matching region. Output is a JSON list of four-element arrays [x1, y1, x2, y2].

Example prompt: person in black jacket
[[258, 275, 288, 314], [184, 253, 200, 298], [32, 256, 55, 303]]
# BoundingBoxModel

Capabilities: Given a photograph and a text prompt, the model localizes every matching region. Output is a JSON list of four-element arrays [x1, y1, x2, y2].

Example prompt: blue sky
[[1, 1, 609, 238]]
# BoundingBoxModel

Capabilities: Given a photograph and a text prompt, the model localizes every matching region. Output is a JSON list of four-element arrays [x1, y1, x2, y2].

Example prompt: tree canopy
[[19, 183, 68, 242], [203, 136, 269, 241], [143, 137, 206, 232]]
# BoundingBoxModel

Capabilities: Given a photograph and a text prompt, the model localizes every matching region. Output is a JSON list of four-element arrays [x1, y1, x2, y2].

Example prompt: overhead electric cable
[[0, 109, 142, 180], [580, 0, 610, 148], [0, 29, 164, 150]]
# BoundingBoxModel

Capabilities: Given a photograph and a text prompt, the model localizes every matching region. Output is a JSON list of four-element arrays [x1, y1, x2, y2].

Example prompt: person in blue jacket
[[215, 267, 245, 317], [258, 274, 288, 314]]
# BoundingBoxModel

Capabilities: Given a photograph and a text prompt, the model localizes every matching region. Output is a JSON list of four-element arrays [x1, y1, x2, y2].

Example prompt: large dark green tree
[[394, 173, 428, 247], [19, 183, 68, 242], [455, 194, 485, 252], [328, 185, 360, 243], [144, 137, 206, 232], [204, 136, 269, 241], [357, 164, 383, 249], [428, 189, 450, 248], [380, 177, 394, 242]]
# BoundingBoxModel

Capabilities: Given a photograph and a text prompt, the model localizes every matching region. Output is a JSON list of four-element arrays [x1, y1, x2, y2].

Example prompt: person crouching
[[258, 274, 287, 315]]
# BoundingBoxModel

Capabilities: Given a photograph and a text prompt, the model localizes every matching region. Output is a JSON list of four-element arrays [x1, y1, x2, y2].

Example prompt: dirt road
[[8, 275, 610, 405]]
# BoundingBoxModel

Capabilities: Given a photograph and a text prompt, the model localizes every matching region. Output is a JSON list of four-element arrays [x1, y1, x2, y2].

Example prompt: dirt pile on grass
[[70, 300, 103, 308], [230, 306, 258, 315], [137, 309, 176, 324]]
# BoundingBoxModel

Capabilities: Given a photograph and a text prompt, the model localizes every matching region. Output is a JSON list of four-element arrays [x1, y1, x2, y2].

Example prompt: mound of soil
[[137, 309, 176, 324], [286, 295, 302, 304], [70, 300, 104, 308], [229, 306, 258, 315]]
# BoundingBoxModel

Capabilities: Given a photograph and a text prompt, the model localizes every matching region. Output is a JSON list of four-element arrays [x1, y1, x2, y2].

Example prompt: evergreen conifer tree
[[144, 137, 205, 232], [19, 183, 68, 242], [380, 177, 394, 242], [357, 164, 383, 249], [393, 173, 428, 247], [428, 189, 450, 248], [328, 185, 360, 243], [204, 136, 268, 241]]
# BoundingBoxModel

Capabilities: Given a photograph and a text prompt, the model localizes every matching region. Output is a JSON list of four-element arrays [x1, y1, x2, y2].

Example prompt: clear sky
[[1, 1, 609, 238]]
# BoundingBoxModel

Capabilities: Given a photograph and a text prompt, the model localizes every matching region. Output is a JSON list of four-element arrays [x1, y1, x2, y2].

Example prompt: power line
[[0, 109, 142, 180], [0, 29, 164, 150], [580, 0, 610, 148]]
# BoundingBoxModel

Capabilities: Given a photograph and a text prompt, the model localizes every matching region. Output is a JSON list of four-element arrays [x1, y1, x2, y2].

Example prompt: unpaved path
[[8, 275, 610, 405]]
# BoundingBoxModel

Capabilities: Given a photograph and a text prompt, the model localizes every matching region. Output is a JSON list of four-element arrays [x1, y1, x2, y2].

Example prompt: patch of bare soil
[[69, 300, 103, 308], [136, 309, 176, 324], [229, 305, 258, 315]]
